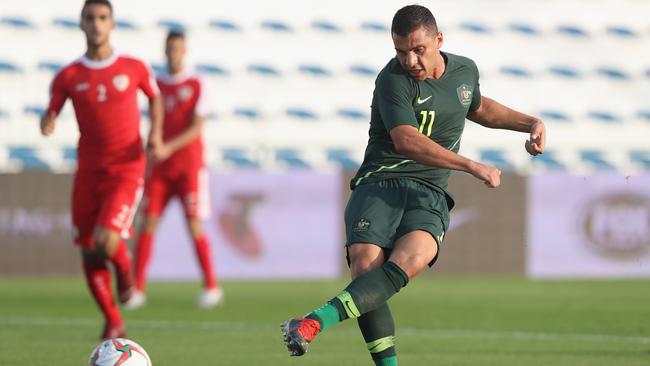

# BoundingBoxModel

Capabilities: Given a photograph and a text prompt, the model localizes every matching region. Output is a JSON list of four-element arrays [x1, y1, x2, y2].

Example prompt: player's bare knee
[[348, 245, 384, 278], [390, 255, 429, 279]]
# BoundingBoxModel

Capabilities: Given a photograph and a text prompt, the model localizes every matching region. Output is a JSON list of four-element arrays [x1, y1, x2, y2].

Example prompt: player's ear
[[435, 32, 444, 50]]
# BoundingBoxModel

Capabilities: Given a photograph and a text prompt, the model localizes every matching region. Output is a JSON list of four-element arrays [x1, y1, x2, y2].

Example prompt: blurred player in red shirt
[[40, 0, 163, 339], [126, 30, 222, 310]]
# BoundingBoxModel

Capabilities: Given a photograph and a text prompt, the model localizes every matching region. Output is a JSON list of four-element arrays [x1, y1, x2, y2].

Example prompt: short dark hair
[[391, 4, 438, 37], [81, 0, 113, 16], [166, 30, 186, 43]]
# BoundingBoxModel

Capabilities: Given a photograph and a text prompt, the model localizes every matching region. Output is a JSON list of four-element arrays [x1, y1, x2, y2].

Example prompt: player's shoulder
[[116, 54, 149, 68], [375, 57, 415, 89], [445, 52, 479, 73], [53, 58, 84, 81], [156, 69, 203, 87]]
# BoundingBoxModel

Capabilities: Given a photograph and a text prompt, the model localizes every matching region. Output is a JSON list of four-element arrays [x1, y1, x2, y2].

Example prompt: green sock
[[306, 261, 408, 332], [374, 355, 398, 365], [359, 302, 397, 365]]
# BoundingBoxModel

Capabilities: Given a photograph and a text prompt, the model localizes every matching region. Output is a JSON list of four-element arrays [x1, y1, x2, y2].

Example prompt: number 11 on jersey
[[419, 110, 435, 137]]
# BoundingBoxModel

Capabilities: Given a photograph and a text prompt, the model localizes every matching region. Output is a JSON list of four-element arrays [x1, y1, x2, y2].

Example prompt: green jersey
[[351, 52, 481, 207]]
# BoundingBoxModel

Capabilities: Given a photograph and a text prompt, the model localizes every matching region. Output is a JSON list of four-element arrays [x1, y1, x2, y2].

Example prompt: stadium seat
[[9, 146, 50, 170], [1, 17, 34, 29], [38, 61, 63, 73], [157, 19, 186, 31], [531, 150, 566, 170], [508, 23, 540, 36], [337, 108, 369, 121], [0, 109, 9, 119], [479, 149, 516, 171], [222, 148, 258, 168], [548, 65, 581, 79], [540, 110, 571, 123], [63, 147, 77, 162], [150, 63, 165, 75], [360, 21, 388, 32], [298, 65, 331, 77], [23, 105, 45, 117], [460, 22, 491, 34], [607, 26, 637, 38], [275, 149, 311, 169], [638, 110, 650, 122], [261, 20, 291, 32], [234, 108, 261, 120], [500, 66, 532, 78], [630, 150, 650, 170], [0, 60, 21, 73], [588, 111, 621, 124], [196, 63, 228, 76], [557, 25, 589, 37], [208, 19, 241, 32], [312, 20, 341, 33], [52, 18, 78, 29], [286, 108, 318, 120], [349, 65, 378, 77], [115, 19, 137, 30], [596, 67, 629, 80], [327, 149, 360, 170], [248, 64, 281, 76], [580, 150, 616, 170]]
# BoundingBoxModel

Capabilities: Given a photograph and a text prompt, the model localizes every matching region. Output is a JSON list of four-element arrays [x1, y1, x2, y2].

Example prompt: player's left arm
[[466, 96, 546, 156], [136, 61, 164, 155], [154, 112, 205, 162]]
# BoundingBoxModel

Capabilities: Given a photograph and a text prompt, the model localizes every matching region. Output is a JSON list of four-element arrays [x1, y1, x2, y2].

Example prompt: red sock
[[134, 233, 153, 292], [193, 235, 218, 289], [82, 259, 122, 325], [110, 241, 134, 300]]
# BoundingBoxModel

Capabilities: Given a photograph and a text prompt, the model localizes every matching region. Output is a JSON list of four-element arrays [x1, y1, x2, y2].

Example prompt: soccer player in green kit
[[282, 4, 546, 365]]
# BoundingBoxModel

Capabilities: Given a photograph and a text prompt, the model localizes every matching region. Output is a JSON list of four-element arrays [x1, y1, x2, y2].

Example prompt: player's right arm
[[377, 71, 500, 188], [41, 70, 69, 136]]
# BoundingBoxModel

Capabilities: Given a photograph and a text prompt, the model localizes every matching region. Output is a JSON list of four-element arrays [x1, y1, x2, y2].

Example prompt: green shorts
[[344, 178, 450, 266]]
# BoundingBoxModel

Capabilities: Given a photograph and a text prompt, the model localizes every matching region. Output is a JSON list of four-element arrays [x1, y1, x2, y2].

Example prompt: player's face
[[80, 4, 114, 47], [165, 37, 187, 71], [393, 26, 443, 81]]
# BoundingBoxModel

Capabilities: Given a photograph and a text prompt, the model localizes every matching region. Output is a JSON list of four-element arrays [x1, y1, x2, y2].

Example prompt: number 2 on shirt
[[96, 83, 107, 102], [419, 110, 435, 137]]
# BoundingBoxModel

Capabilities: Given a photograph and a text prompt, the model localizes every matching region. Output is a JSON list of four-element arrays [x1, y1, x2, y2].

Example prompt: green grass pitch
[[1, 277, 648, 365]]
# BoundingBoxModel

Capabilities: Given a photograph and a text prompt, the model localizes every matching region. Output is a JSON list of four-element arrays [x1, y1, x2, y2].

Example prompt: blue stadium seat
[[500, 66, 532, 78], [588, 111, 621, 124], [1, 17, 34, 29], [209, 19, 241, 31], [581, 150, 616, 170], [607, 26, 637, 38], [460, 22, 491, 34], [0, 60, 21, 73], [338, 108, 368, 121], [275, 149, 311, 169], [196, 63, 228, 76], [261, 20, 291, 32], [479, 149, 515, 170], [63, 147, 77, 162], [638, 110, 650, 122], [509, 23, 540, 36], [312, 20, 341, 33], [549, 66, 581, 78], [38, 61, 63, 73], [157, 19, 185, 31], [298, 64, 331, 77], [53, 18, 78, 29], [9, 146, 50, 170], [350, 65, 378, 77], [630, 150, 650, 170], [24, 105, 45, 117], [540, 110, 571, 123], [248, 64, 281, 76], [557, 25, 589, 37], [286, 108, 318, 120], [151, 63, 165, 75], [327, 149, 360, 170], [0, 109, 9, 119], [596, 67, 629, 80], [222, 148, 258, 168], [531, 150, 565, 170], [115, 19, 137, 30], [234, 108, 260, 120], [360, 21, 388, 32]]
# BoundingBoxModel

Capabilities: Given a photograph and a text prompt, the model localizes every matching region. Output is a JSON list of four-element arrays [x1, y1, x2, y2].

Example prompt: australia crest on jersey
[[353, 218, 371, 232], [456, 84, 473, 107], [112, 74, 130, 92], [178, 86, 194, 101]]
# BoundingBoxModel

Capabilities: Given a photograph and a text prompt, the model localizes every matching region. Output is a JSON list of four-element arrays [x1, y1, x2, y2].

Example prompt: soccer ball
[[88, 338, 152, 366]]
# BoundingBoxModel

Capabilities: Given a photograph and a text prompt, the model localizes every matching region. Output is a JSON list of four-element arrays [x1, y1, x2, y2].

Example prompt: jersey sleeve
[[137, 61, 160, 99], [374, 71, 418, 131], [468, 61, 482, 112], [46, 69, 69, 115], [193, 77, 208, 118]]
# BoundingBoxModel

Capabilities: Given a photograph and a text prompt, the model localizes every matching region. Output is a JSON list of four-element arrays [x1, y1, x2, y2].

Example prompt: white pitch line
[[1, 316, 649, 345]]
